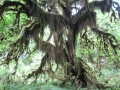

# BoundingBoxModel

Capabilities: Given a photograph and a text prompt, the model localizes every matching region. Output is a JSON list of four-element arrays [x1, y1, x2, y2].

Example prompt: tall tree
[[0, 0, 120, 88]]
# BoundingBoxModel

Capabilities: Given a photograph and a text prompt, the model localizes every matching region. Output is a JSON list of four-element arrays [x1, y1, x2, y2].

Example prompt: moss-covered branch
[[0, 1, 30, 16]]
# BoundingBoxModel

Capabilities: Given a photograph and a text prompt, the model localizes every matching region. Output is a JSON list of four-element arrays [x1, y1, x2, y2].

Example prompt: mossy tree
[[0, 0, 120, 89]]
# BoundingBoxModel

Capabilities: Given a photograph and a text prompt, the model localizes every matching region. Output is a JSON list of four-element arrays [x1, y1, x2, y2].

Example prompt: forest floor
[[1, 82, 119, 90], [0, 57, 120, 90]]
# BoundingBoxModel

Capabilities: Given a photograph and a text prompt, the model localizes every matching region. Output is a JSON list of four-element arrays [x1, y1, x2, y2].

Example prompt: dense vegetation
[[0, 0, 120, 90]]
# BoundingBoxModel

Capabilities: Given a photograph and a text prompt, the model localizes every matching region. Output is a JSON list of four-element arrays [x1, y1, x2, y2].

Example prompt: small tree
[[0, 0, 120, 88]]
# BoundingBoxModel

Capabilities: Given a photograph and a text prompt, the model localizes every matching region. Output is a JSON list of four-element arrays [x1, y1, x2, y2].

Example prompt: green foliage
[[0, 11, 29, 53], [75, 9, 120, 89], [0, 83, 76, 90]]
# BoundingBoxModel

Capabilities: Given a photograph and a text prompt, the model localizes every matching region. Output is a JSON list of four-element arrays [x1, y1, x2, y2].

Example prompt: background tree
[[0, 0, 120, 89]]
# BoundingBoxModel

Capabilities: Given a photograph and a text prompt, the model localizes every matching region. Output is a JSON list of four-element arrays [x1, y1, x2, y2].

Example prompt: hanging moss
[[0, 0, 119, 89]]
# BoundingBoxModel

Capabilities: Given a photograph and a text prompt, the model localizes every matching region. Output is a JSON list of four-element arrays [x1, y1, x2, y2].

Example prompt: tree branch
[[0, 1, 30, 16]]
